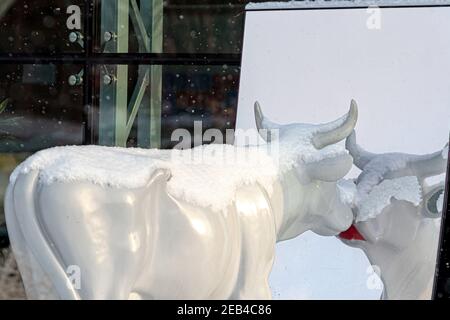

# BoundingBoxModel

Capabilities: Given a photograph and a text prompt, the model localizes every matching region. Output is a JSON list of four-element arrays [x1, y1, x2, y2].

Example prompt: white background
[[236, 6, 450, 299]]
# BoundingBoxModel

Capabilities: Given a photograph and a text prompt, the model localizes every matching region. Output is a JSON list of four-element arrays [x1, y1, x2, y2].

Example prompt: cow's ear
[[422, 185, 445, 219], [305, 153, 353, 182]]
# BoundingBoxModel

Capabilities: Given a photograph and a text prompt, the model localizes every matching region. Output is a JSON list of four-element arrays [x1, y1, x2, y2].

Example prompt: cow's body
[[7, 166, 352, 299], [7, 169, 276, 299], [6, 101, 358, 300], [340, 131, 447, 300]]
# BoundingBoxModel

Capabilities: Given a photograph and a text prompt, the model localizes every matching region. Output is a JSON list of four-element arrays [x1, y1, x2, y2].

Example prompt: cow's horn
[[254, 101, 280, 142], [312, 100, 358, 149], [409, 143, 448, 179], [345, 130, 376, 169]]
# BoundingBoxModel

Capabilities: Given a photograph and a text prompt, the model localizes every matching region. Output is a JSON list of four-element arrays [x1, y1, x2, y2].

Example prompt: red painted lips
[[339, 224, 365, 241]]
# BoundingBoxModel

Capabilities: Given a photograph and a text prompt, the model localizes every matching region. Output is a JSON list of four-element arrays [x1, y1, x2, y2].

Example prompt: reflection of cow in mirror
[[339, 131, 448, 300], [5, 101, 358, 300]]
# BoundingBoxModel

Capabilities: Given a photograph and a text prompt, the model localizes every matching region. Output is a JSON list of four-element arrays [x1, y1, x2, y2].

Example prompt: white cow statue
[[339, 131, 448, 300], [5, 101, 358, 300]]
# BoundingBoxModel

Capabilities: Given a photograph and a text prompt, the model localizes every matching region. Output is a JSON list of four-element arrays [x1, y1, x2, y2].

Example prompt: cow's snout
[[311, 185, 354, 236], [323, 201, 354, 236]]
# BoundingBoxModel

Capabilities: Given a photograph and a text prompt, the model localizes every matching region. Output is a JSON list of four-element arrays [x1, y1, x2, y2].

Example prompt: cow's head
[[340, 131, 448, 251], [254, 100, 358, 238]]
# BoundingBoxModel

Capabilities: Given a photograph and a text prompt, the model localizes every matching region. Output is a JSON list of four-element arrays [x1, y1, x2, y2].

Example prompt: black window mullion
[[83, 0, 94, 144]]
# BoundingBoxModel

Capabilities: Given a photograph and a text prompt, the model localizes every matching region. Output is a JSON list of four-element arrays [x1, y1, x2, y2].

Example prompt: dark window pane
[[163, 0, 245, 54], [92, 64, 239, 149], [0, 0, 84, 54], [161, 65, 239, 148], [0, 63, 85, 152], [94, 0, 248, 54]]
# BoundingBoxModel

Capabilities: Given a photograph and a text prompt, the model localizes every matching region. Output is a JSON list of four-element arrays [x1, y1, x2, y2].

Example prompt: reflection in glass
[[93, 64, 239, 149], [161, 65, 239, 148], [0, 0, 84, 54], [94, 0, 248, 54], [0, 64, 85, 152], [163, 0, 245, 54]]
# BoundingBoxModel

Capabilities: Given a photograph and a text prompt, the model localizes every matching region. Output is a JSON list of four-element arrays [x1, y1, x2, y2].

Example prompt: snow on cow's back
[[9, 144, 281, 213], [165, 144, 281, 211], [9, 124, 352, 213]]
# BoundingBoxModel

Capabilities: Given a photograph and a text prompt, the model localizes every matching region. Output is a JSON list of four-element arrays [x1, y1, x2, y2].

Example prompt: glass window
[[94, 0, 247, 54], [92, 64, 239, 149], [0, 63, 85, 152], [0, 0, 253, 233], [0, 62, 84, 230], [161, 65, 239, 148], [163, 0, 245, 54], [0, 0, 258, 298], [0, 0, 85, 54]]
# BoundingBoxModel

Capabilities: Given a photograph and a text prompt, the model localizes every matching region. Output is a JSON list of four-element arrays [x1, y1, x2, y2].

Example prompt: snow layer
[[351, 145, 447, 221], [9, 113, 351, 212], [247, 0, 450, 10], [355, 176, 422, 222], [10, 126, 347, 211], [272, 109, 351, 171], [10, 144, 279, 212], [355, 153, 419, 199]]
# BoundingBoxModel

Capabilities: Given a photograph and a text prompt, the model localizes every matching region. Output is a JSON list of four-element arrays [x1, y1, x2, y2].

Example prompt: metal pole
[[99, 0, 129, 147], [0, 0, 14, 19], [149, 0, 163, 148], [137, 0, 163, 149]]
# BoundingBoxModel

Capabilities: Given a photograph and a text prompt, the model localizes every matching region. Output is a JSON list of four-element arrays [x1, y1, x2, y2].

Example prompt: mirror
[[236, 2, 450, 300]]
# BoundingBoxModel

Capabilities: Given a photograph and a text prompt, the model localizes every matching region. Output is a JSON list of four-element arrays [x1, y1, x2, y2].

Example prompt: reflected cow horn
[[254, 101, 280, 142], [312, 100, 358, 149], [345, 130, 377, 169], [408, 143, 448, 179]]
